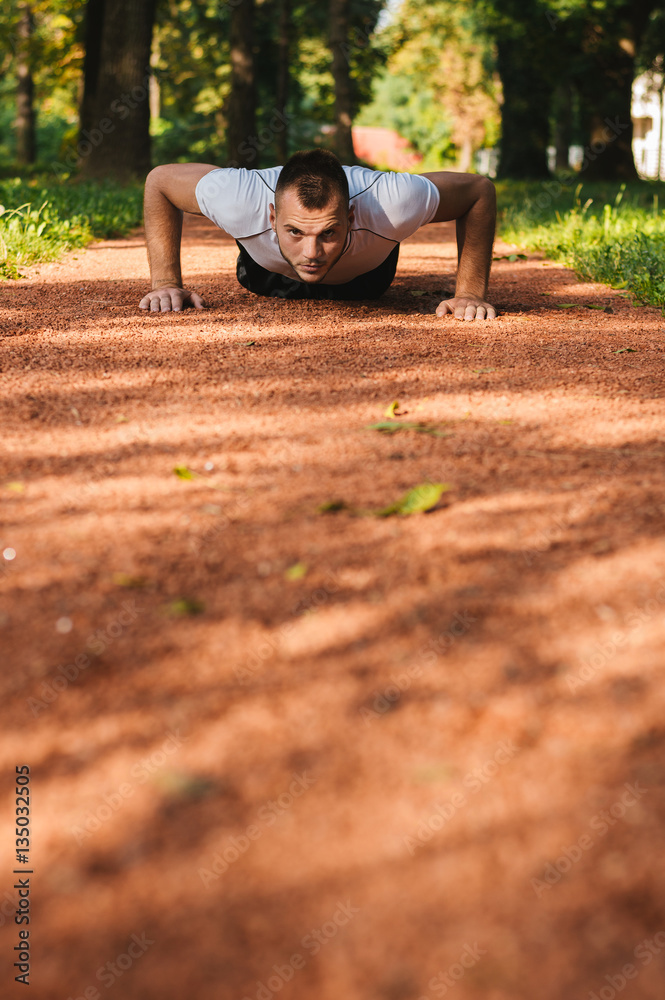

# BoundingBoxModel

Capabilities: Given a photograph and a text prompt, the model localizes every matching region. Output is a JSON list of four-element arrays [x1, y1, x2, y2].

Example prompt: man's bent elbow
[[475, 174, 496, 206]]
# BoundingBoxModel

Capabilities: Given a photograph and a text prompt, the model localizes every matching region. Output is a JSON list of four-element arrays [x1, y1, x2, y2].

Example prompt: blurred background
[[2, 0, 665, 182]]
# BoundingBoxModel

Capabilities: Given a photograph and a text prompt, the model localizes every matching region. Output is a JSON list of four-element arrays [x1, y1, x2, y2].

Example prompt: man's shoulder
[[195, 166, 279, 237], [196, 165, 281, 201], [344, 167, 439, 239], [342, 165, 435, 197]]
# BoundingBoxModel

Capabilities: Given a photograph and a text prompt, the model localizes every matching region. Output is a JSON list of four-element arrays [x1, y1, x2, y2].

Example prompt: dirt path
[[1, 214, 664, 1000]]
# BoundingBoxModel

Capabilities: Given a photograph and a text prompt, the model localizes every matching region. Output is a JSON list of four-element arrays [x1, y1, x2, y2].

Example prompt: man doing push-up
[[140, 148, 497, 321]]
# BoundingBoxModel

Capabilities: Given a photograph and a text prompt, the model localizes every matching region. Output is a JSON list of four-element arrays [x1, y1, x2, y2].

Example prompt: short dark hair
[[275, 149, 349, 210]]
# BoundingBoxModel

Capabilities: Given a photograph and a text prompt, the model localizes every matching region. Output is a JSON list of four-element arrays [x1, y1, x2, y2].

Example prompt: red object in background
[[351, 126, 423, 171]]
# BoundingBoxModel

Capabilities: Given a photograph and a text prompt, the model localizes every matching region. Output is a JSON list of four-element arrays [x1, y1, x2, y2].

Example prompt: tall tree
[[227, 0, 256, 168], [330, 0, 355, 162], [573, 0, 657, 180], [15, 2, 36, 165], [78, 0, 156, 179], [371, 0, 500, 171], [79, 0, 105, 142], [275, 0, 292, 163], [479, 0, 557, 179]]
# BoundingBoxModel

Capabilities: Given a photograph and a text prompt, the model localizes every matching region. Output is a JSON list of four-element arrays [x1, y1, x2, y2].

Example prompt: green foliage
[[0, 177, 143, 277], [0, 0, 85, 168], [359, 0, 500, 169], [370, 482, 450, 517], [498, 179, 665, 309], [356, 71, 455, 168], [149, 0, 387, 166]]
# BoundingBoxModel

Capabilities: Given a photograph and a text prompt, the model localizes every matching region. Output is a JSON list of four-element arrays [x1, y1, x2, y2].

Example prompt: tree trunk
[[575, 2, 655, 180], [227, 0, 257, 169], [15, 2, 36, 166], [79, 0, 106, 140], [78, 0, 156, 180], [553, 81, 573, 172], [576, 45, 638, 180], [329, 0, 355, 163], [458, 136, 473, 172], [496, 36, 552, 179], [578, 37, 637, 181], [275, 0, 291, 164]]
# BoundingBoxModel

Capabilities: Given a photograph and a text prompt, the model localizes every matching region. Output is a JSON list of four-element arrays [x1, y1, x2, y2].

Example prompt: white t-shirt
[[195, 165, 440, 284]]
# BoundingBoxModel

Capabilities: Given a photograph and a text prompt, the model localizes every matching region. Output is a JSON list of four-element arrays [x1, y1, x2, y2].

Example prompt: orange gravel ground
[[1, 213, 665, 1000]]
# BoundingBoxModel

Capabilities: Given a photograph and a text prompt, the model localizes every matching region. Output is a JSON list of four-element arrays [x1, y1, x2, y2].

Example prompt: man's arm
[[139, 162, 219, 312], [421, 171, 497, 321]]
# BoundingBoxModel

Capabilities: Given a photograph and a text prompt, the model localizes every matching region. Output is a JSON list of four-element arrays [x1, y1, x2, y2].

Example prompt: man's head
[[269, 149, 354, 283]]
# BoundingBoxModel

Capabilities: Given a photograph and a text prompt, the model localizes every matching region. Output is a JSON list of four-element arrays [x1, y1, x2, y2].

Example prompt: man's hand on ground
[[436, 296, 497, 321], [139, 287, 205, 312]]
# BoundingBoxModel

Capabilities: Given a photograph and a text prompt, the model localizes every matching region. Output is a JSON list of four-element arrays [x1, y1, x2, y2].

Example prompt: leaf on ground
[[370, 482, 451, 517], [384, 400, 400, 418], [556, 303, 579, 309], [473, 367, 496, 373], [6, 481, 24, 493], [613, 347, 637, 353], [284, 561, 308, 581], [112, 572, 147, 588], [585, 303, 606, 310], [244, 341, 256, 346], [409, 290, 428, 297], [498, 419, 514, 425], [200, 503, 223, 515], [164, 597, 205, 617], [366, 421, 453, 437], [173, 464, 197, 479], [317, 499, 349, 513], [115, 415, 129, 423], [493, 253, 527, 261], [153, 771, 214, 800]]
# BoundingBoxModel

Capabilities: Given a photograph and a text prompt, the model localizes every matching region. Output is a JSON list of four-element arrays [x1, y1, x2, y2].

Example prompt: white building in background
[[632, 72, 665, 179]]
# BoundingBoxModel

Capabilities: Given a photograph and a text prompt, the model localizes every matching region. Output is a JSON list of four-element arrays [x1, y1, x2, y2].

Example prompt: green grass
[[496, 178, 665, 310], [0, 177, 143, 278]]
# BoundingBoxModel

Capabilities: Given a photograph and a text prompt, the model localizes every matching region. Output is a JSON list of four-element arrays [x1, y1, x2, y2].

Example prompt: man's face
[[269, 188, 354, 283]]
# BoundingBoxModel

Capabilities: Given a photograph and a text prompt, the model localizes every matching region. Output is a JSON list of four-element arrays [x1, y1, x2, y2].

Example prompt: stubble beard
[[276, 235, 349, 284]]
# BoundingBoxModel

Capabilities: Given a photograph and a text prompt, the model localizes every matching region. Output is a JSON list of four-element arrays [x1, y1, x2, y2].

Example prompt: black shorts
[[235, 241, 400, 300]]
